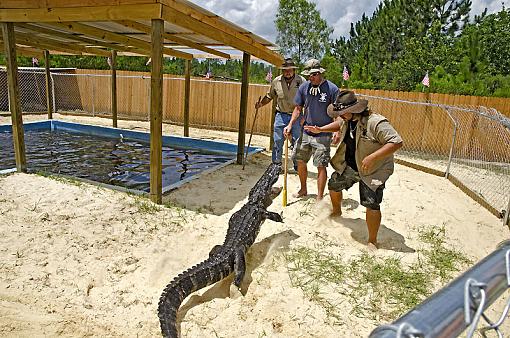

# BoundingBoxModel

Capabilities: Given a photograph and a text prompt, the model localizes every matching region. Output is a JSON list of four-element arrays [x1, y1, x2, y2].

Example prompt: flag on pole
[[342, 65, 350, 81], [422, 71, 430, 87], [32, 57, 39, 67], [107, 57, 112, 67], [265, 67, 273, 83], [146, 58, 151, 66]]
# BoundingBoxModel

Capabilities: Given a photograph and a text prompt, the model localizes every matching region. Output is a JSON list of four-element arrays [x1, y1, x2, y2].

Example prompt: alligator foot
[[229, 284, 243, 299]]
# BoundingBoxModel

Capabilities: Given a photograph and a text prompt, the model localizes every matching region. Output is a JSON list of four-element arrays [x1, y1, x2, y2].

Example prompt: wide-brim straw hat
[[327, 90, 368, 118], [279, 58, 298, 70]]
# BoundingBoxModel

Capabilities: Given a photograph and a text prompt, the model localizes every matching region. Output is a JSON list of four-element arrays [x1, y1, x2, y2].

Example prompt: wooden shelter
[[0, 0, 284, 203]]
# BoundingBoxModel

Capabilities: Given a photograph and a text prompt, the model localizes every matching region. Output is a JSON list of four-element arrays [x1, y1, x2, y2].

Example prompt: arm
[[361, 142, 403, 172], [283, 105, 302, 138], [303, 119, 341, 134]]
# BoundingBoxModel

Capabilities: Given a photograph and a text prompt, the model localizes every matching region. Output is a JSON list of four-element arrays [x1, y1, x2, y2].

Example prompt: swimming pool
[[0, 120, 262, 193]]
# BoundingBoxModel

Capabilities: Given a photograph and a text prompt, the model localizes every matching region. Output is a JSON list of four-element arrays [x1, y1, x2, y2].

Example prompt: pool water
[[0, 129, 234, 192]]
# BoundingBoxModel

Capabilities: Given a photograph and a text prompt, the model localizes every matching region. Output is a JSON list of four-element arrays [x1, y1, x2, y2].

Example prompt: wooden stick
[[282, 137, 288, 207], [242, 96, 261, 170]]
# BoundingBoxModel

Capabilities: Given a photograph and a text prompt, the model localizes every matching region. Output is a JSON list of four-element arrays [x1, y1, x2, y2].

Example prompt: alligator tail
[[157, 256, 230, 337]]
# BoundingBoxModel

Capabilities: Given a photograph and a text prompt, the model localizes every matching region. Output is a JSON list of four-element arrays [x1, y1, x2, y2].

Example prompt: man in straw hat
[[255, 58, 306, 170], [284, 58, 340, 200], [304, 90, 403, 249]]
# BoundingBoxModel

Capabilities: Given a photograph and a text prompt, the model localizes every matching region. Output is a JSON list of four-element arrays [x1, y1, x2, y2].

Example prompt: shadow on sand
[[175, 229, 300, 332]]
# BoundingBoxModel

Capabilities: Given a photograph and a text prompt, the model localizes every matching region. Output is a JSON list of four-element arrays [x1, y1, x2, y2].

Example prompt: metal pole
[[369, 240, 510, 338], [51, 72, 56, 113], [444, 107, 458, 178], [504, 195, 510, 228], [90, 75, 95, 116]]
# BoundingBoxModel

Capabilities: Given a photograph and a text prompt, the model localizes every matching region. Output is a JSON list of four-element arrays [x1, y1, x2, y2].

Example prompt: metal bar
[[504, 195, 510, 228], [369, 240, 510, 338], [444, 107, 459, 178]]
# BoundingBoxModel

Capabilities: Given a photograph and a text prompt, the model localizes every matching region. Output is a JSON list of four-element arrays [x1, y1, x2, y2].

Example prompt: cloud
[[190, 0, 505, 43]]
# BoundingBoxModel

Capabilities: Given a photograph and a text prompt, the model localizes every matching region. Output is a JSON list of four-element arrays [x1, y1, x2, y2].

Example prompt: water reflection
[[0, 130, 234, 192]]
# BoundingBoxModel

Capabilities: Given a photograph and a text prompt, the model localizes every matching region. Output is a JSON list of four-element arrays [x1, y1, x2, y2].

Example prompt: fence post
[[444, 107, 458, 178], [504, 196, 510, 228], [90, 74, 95, 116]]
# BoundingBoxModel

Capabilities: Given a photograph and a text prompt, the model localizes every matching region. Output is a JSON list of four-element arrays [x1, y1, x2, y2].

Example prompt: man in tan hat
[[284, 58, 340, 200], [304, 90, 403, 249], [255, 58, 306, 169]]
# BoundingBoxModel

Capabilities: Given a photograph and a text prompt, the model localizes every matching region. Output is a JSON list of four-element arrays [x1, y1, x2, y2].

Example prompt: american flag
[[343, 65, 350, 81], [32, 57, 39, 67], [422, 71, 430, 87], [107, 57, 112, 67], [205, 69, 212, 79], [265, 67, 272, 83]]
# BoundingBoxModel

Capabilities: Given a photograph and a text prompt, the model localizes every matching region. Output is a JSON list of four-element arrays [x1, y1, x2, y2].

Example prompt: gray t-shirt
[[294, 80, 339, 136]]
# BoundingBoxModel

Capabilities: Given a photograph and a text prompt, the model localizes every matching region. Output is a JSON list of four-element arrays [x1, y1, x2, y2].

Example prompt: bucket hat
[[279, 58, 298, 70], [301, 58, 325, 76]]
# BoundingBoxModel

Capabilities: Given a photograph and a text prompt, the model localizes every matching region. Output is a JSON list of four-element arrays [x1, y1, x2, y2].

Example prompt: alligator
[[157, 163, 283, 338]]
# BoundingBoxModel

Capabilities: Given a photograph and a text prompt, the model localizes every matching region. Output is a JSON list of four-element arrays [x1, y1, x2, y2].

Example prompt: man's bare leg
[[293, 160, 307, 197], [329, 190, 342, 216], [366, 208, 381, 247], [316, 166, 327, 200]]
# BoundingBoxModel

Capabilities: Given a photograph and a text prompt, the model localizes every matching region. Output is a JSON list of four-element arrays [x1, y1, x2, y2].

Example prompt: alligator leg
[[209, 245, 222, 258], [233, 247, 246, 288], [263, 210, 283, 223]]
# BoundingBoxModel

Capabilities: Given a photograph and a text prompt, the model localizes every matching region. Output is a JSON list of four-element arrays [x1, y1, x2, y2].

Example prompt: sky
[[190, 0, 505, 42]]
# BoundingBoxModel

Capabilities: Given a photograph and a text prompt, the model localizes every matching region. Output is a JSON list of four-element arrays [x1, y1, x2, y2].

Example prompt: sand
[[0, 113, 508, 337]]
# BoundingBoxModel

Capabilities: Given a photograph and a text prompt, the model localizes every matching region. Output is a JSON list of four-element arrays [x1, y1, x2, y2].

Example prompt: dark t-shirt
[[343, 120, 358, 172]]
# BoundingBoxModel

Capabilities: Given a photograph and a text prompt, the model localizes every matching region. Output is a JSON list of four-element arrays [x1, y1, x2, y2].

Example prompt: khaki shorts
[[293, 132, 331, 167]]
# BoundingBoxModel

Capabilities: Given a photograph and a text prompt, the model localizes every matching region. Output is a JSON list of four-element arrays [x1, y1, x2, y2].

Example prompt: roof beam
[[45, 22, 192, 59], [0, 3, 161, 22], [16, 23, 148, 56], [12, 32, 112, 56], [115, 20, 230, 59], [0, 42, 44, 58], [160, 4, 282, 65]]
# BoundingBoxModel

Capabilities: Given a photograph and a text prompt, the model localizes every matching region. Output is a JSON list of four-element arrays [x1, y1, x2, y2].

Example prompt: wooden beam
[[45, 22, 192, 59], [160, 2, 283, 65], [0, 4, 162, 22], [149, 18, 163, 204], [16, 23, 146, 56], [237, 52, 250, 165], [183, 58, 191, 137], [115, 20, 231, 59], [111, 50, 117, 128], [0, 0, 157, 8], [44, 50, 53, 119], [1, 23, 26, 173], [14, 32, 110, 56], [0, 41, 44, 58]]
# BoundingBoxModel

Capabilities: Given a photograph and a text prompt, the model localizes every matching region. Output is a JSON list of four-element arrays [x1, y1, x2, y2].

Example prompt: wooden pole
[[111, 49, 118, 127], [2, 22, 26, 172], [149, 19, 163, 204], [269, 67, 280, 150], [44, 50, 53, 119], [237, 52, 250, 164], [184, 58, 191, 137]]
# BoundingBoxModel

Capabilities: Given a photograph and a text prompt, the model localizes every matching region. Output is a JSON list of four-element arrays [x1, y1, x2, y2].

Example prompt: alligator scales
[[158, 163, 283, 338]]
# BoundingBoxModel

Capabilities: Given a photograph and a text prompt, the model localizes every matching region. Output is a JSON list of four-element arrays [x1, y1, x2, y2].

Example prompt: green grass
[[130, 196, 161, 214], [282, 226, 471, 322], [35, 171, 84, 187]]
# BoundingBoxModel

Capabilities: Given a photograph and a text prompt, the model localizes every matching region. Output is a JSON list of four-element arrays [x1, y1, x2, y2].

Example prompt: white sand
[[0, 114, 508, 337]]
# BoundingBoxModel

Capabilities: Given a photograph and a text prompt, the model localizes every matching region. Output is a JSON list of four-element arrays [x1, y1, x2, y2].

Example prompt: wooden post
[[2, 23, 26, 173], [111, 49, 118, 128], [149, 19, 163, 204], [237, 52, 250, 164], [184, 58, 191, 137], [44, 50, 53, 119], [269, 67, 280, 151]]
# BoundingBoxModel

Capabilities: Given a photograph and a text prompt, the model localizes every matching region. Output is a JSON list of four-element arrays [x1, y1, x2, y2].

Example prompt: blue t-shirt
[[294, 80, 339, 136]]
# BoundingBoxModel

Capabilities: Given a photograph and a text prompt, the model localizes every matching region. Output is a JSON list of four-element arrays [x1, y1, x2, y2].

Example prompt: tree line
[[1, 0, 509, 97]]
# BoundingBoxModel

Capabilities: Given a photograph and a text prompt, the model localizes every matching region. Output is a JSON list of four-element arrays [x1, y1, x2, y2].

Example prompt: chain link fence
[[1, 70, 508, 224], [358, 94, 510, 225]]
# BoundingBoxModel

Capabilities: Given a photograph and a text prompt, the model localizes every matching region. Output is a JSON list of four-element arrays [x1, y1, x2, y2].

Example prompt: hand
[[283, 125, 292, 138], [331, 131, 341, 145], [255, 101, 263, 109], [361, 154, 376, 172], [303, 125, 321, 134]]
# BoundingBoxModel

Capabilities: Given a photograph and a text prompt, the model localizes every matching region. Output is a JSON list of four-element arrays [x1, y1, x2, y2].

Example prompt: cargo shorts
[[293, 132, 331, 167]]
